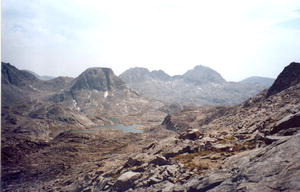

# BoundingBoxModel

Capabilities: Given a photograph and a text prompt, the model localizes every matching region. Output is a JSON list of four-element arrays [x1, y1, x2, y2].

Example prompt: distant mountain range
[[120, 65, 275, 106], [5, 64, 275, 107]]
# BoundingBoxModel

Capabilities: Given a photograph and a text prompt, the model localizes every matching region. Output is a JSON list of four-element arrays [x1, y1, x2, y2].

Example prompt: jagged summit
[[267, 62, 300, 97], [183, 65, 226, 84], [1, 62, 38, 86], [119, 67, 172, 83], [120, 65, 271, 106], [119, 67, 151, 83], [150, 70, 171, 81], [71, 67, 125, 91]]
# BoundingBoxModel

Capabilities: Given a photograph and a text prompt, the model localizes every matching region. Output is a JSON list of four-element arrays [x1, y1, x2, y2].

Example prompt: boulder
[[113, 171, 141, 191], [149, 156, 170, 166], [123, 157, 143, 168], [180, 129, 202, 140]]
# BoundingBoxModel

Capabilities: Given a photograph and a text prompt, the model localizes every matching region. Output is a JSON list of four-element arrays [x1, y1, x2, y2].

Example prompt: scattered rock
[[270, 113, 300, 135], [184, 172, 231, 191]]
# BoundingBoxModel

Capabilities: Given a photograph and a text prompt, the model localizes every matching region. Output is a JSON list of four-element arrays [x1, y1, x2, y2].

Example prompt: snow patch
[[29, 85, 39, 91], [104, 91, 108, 98], [72, 99, 80, 111]]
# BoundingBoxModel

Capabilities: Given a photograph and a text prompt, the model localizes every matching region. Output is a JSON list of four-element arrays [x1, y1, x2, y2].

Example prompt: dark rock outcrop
[[267, 62, 300, 97], [1, 62, 38, 86], [149, 156, 170, 166], [179, 129, 202, 140], [71, 67, 125, 91], [270, 113, 300, 135]]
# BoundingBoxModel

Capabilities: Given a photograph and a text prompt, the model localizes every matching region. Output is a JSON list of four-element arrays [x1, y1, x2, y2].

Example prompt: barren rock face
[[71, 67, 125, 91], [267, 62, 300, 97], [1, 62, 38, 86]]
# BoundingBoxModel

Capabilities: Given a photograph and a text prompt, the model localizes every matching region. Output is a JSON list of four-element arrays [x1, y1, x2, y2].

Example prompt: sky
[[2, 0, 300, 81]]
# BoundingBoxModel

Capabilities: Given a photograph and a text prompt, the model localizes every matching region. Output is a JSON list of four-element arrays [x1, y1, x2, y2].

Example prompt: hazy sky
[[2, 0, 300, 81]]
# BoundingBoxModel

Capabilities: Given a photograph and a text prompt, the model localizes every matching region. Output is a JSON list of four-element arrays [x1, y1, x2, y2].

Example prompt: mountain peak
[[193, 65, 210, 70], [183, 65, 226, 84], [267, 62, 300, 97], [150, 70, 171, 81], [119, 67, 171, 83], [71, 67, 125, 91]]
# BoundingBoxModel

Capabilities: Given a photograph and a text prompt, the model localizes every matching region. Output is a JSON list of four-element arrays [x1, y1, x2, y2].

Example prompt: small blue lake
[[72, 123, 143, 133], [95, 124, 143, 133]]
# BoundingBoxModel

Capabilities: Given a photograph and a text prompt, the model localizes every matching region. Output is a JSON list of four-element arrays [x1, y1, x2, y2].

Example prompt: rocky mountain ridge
[[119, 65, 274, 106], [3, 63, 274, 107], [2, 62, 38, 86]]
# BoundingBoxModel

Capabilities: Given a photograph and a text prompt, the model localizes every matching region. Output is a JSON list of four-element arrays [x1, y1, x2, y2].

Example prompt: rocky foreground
[[1, 62, 300, 191]]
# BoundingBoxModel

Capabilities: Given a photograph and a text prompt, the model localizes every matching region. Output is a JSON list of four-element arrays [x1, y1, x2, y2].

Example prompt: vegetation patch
[[172, 150, 218, 173], [232, 141, 256, 152], [218, 135, 236, 144]]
